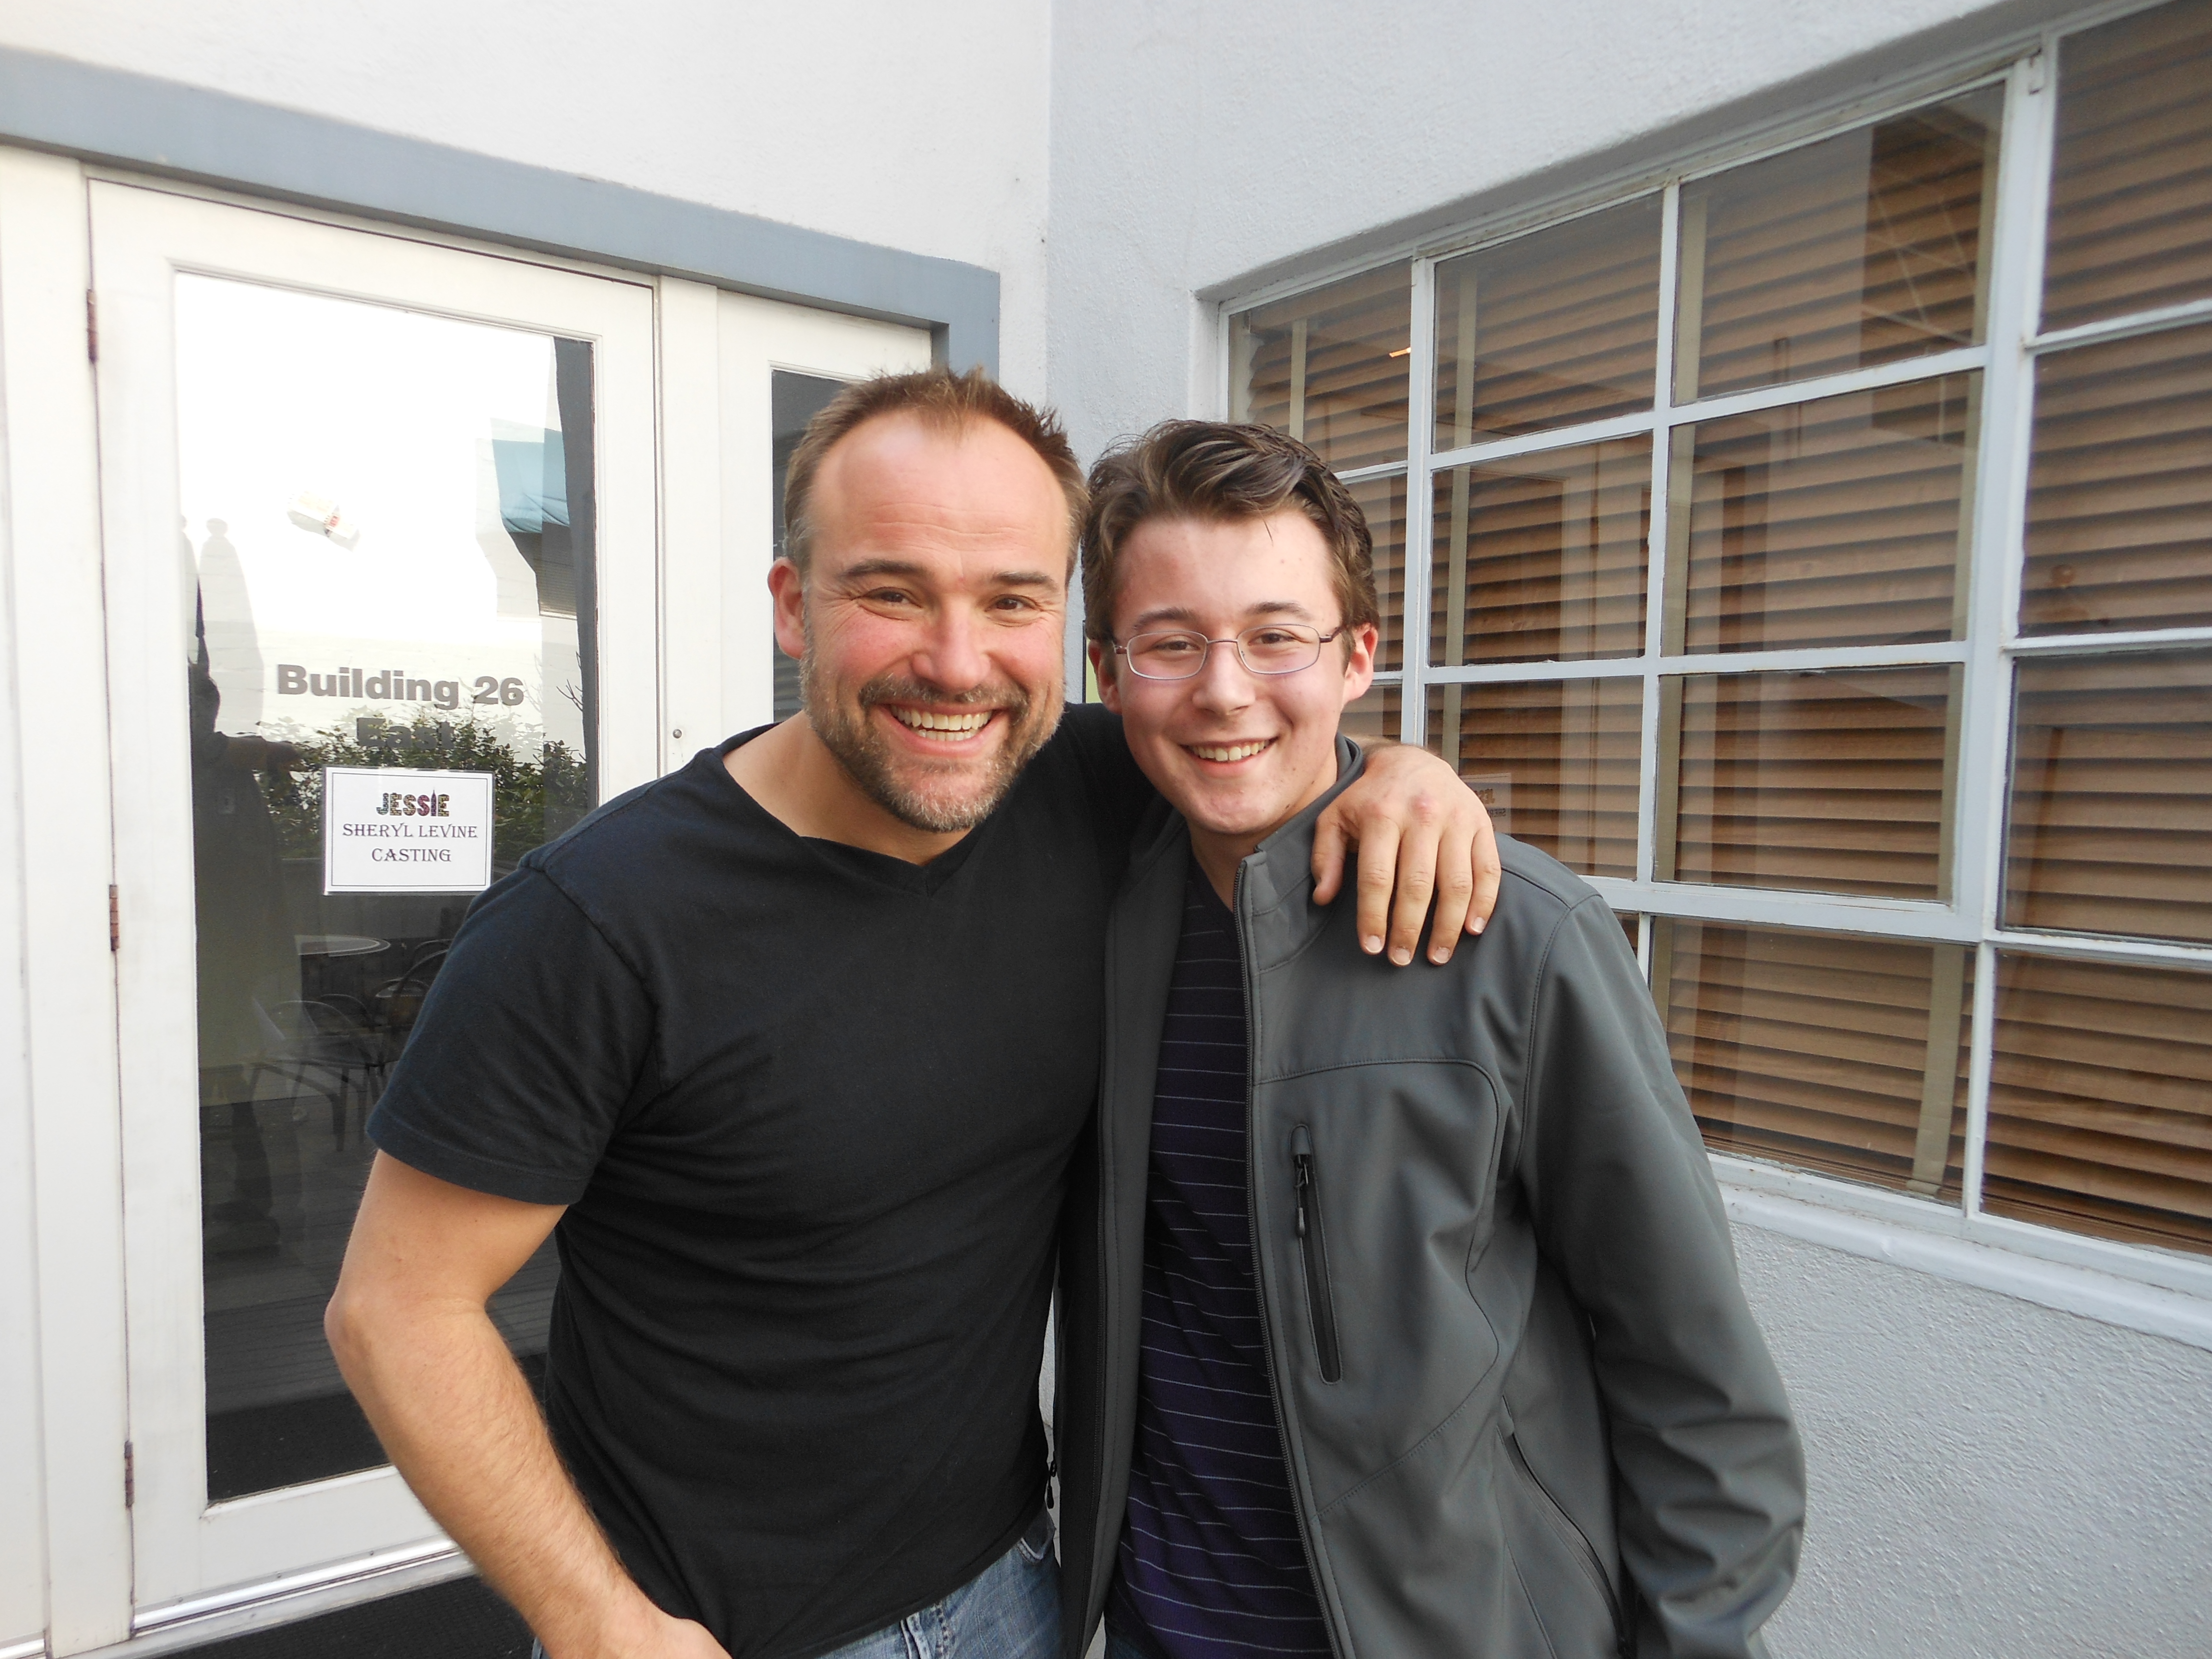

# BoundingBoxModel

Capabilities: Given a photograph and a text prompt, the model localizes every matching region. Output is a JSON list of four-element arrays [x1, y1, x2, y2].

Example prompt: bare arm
[[1310, 740, 1500, 967], [326, 1153, 727, 1659]]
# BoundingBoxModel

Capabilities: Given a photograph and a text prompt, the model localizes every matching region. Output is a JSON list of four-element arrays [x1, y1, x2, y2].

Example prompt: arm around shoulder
[[1518, 898, 1806, 1659]]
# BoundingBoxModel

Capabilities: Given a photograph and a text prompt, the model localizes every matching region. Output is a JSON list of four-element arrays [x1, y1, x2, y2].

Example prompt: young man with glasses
[[1058, 421, 1805, 1659]]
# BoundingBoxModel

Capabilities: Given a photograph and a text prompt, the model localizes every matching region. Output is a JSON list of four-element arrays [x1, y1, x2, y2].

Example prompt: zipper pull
[[1292, 1123, 1315, 1238]]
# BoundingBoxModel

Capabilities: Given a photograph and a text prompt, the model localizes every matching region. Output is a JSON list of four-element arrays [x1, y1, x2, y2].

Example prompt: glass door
[[90, 181, 659, 1613]]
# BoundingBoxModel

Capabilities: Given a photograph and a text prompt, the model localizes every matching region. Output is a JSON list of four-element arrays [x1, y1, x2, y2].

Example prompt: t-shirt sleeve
[[365, 866, 656, 1206], [1056, 703, 1157, 855]]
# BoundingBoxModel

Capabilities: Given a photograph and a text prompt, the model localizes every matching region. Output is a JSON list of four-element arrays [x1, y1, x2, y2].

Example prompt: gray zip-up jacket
[[1056, 744, 1804, 1659]]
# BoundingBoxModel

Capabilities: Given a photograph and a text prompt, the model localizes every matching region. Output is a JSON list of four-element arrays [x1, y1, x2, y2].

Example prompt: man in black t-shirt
[[326, 369, 1496, 1659]]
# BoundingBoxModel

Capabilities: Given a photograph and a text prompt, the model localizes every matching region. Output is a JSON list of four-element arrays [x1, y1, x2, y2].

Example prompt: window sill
[[1711, 1154, 2212, 1354]]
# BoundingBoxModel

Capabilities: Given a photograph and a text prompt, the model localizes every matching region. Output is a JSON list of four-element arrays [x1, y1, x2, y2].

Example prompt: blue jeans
[[531, 1512, 1059, 1659]]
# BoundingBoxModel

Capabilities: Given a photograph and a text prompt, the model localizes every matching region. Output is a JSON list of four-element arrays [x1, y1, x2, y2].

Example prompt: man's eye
[[990, 594, 1041, 613], [1248, 628, 1299, 647], [862, 589, 917, 607]]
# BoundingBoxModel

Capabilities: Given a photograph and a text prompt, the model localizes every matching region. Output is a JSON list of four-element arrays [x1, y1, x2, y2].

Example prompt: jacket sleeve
[[1518, 894, 1806, 1659]]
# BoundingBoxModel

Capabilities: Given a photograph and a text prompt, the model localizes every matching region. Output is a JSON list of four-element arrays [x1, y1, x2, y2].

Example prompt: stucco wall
[[1738, 1227, 2212, 1659], [0, 0, 1054, 398]]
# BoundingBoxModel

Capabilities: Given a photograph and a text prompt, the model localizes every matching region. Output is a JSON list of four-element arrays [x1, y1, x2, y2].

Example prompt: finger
[[1310, 810, 1350, 906], [1425, 808, 1478, 964], [1385, 798, 1441, 967], [1353, 816, 1402, 957], [1467, 816, 1502, 936]]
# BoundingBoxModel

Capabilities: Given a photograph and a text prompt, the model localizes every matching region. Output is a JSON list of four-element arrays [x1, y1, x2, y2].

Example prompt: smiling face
[[773, 412, 1070, 834], [1093, 510, 1375, 885]]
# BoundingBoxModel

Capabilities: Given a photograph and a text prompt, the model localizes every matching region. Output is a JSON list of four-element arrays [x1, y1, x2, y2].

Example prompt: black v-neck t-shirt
[[367, 708, 1150, 1659]]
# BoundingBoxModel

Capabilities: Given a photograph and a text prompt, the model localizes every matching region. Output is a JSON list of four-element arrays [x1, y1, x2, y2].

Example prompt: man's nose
[[910, 605, 990, 691], [1189, 639, 1258, 714]]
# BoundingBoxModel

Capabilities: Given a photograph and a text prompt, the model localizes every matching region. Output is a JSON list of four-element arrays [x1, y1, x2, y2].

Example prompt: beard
[[802, 640, 1063, 834]]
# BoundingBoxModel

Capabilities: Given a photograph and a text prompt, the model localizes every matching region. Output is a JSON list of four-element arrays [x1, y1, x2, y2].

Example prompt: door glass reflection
[[181, 276, 595, 1499]]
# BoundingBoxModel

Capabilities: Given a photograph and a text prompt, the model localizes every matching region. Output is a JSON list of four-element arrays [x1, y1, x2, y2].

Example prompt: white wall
[[1043, 1, 2212, 1653], [0, 0, 1054, 399], [1739, 1228, 2212, 1659]]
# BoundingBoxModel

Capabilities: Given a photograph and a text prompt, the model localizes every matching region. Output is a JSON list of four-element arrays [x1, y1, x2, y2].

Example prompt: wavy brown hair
[[1080, 420, 1379, 646]]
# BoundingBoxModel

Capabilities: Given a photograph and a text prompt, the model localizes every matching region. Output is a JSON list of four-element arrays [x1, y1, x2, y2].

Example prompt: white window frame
[[1217, 0, 2212, 1346]]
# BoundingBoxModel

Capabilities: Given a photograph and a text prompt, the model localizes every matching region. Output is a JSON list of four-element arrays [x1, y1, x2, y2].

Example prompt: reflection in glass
[[2043, 0, 2212, 332], [1425, 678, 1641, 878], [1431, 197, 1661, 448], [2005, 648, 2212, 945], [1677, 87, 2001, 401], [2021, 322, 2212, 637], [1984, 950, 2212, 1257], [1347, 472, 1407, 672], [771, 372, 848, 721], [1430, 438, 1650, 669], [1230, 264, 1411, 472], [180, 276, 593, 1498], [1661, 666, 1955, 899], [1655, 920, 1972, 1200], [1669, 373, 1978, 653]]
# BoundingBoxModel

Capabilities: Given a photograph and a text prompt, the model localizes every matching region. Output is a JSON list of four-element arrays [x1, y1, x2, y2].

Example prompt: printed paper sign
[[323, 766, 495, 895], [1462, 772, 1512, 837]]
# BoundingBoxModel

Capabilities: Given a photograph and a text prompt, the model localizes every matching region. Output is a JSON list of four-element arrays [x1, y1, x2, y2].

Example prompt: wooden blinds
[[1670, 373, 1978, 654], [1680, 86, 2000, 401], [1984, 950, 2212, 1255], [1431, 438, 1651, 667], [1661, 665, 1956, 899], [2020, 320, 2212, 636], [1231, 262, 1410, 473], [2044, 0, 2212, 332], [1656, 920, 1973, 1199], [1431, 197, 1661, 447], [2005, 647, 2212, 946]]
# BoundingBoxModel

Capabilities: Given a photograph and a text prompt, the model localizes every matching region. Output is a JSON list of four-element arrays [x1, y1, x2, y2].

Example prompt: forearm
[[328, 1296, 664, 1657]]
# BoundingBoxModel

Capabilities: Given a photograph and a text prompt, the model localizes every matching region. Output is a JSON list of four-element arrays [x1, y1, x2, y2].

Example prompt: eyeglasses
[[1112, 622, 1346, 681]]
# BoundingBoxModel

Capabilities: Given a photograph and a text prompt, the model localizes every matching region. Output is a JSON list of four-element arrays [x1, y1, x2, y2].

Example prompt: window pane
[[2020, 321, 2212, 636], [1430, 437, 1650, 667], [771, 371, 846, 720], [1230, 263, 1410, 471], [1670, 373, 1978, 653], [2043, 0, 2212, 332], [1663, 666, 1956, 899], [1678, 87, 2002, 400], [1425, 678, 1641, 877], [1432, 198, 1661, 447], [1657, 921, 1973, 1200], [2005, 648, 2212, 944], [181, 277, 583, 1497], [1339, 681, 1402, 748], [1985, 951, 2212, 1257], [1348, 471, 1407, 672]]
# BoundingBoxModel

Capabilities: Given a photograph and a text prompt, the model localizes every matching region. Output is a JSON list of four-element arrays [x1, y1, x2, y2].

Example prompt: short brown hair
[[1081, 421, 1380, 647], [783, 365, 1088, 574]]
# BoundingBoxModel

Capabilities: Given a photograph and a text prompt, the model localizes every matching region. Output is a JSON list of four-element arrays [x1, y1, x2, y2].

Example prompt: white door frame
[[88, 179, 661, 1616]]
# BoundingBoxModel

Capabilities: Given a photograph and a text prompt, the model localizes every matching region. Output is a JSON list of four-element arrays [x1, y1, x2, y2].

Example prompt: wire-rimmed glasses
[[1113, 622, 1346, 681]]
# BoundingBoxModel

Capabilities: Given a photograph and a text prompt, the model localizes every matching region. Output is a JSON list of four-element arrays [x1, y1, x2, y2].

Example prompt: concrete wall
[[0, 0, 1055, 399], [1044, 2, 2212, 1654]]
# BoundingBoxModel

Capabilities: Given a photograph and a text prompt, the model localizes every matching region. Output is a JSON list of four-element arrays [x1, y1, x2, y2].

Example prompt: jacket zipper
[[1236, 866, 1347, 1659], [1290, 1123, 1343, 1383], [1505, 1431, 1632, 1659]]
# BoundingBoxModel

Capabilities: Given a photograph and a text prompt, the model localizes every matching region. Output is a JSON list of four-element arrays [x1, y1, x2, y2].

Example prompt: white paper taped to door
[[322, 766, 496, 895]]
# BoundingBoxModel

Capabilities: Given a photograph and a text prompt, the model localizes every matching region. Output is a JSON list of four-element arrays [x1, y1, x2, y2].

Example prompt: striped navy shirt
[[1106, 864, 1332, 1659]]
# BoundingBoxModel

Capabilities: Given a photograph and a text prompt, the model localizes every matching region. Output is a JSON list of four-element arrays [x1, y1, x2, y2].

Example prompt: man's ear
[[768, 559, 807, 666], [1338, 621, 1379, 709], [1088, 639, 1124, 714]]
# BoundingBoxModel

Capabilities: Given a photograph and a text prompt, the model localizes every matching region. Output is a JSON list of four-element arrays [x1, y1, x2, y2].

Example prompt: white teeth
[[1190, 740, 1272, 762], [890, 707, 992, 735]]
